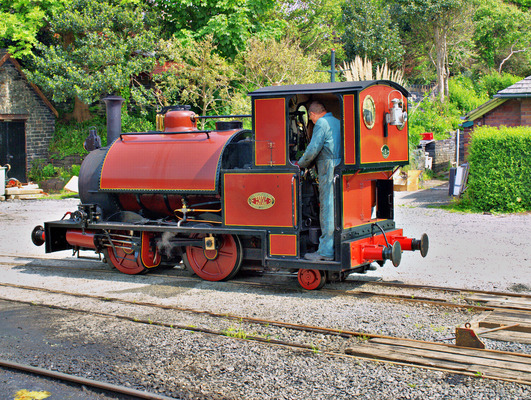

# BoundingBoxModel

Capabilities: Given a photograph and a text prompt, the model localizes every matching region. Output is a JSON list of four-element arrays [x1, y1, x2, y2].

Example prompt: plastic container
[[0, 166, 5, 197]]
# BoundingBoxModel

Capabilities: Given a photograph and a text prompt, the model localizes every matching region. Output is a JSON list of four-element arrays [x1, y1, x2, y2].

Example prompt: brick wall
[[482, 99, 522, 127], [0, 59, 56, 174], [463, 98, 531, 160]]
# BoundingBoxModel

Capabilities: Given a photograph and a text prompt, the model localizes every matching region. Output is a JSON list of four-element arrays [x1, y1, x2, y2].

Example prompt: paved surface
[[0, 181, 529, 292]]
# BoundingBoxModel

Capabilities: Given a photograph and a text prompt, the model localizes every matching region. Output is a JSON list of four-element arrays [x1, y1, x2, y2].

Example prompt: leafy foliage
[[49, 113, 154, 158], [395, 0, 475, 102], [0, 0, 66, 58], [475, 71, 523, 98], [236, 37, 328, 90], [50, 117, 106, 158], [28, 159, 80, 184], [156, 35, 234, 126], [342, 0, 404, 68], [467, 126, 531, 212], [153, 0, 284, 59], [282, 0, 344, 59], [447, 75, 488, 113], [408, 96, 461, 140], [473, 0, 531, 74], [26, 0, 158, 107]]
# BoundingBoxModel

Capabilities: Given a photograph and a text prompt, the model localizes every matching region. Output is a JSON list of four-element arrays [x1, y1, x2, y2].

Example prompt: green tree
[[156, 36, 235, 127], [473, 0, 531, 75], [0, 0, 67, 58], [153, 0, 284, 59], [395, 0, 476, 102], [26, 0, 158, 122], [342, 0, 404, 68], [236, 37, 328, 90], [281, 0, 344, 60]]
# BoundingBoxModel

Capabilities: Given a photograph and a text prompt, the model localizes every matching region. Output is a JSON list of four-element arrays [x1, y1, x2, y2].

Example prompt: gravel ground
[[0, 183, 530, 398], [1, 300, 529, 400]]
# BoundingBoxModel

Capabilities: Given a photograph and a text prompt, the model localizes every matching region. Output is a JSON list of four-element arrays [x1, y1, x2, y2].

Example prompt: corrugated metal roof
[[494, 76, 531, 98], [462, 98, 506, 122]]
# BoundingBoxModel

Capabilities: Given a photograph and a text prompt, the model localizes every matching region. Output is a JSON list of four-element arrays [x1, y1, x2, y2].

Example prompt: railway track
[[1, 253, 530, 313], [0, 359, 176, 400], [0, 278, 530, 386]]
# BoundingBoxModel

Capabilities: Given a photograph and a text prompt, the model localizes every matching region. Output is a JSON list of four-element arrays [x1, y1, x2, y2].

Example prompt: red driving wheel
[[183, 234, 243, 281], [104, 231, 147, 275], [298, 268, 326, 290], [105, 246, 147, 275]]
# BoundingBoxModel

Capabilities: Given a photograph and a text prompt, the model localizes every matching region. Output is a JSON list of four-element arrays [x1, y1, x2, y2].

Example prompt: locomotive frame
[[32, 80, 428, 290]]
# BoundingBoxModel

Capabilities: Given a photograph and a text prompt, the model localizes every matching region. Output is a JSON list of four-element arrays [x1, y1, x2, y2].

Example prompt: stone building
[[461, 76, 531, 159], [0, 50, 58, 182]]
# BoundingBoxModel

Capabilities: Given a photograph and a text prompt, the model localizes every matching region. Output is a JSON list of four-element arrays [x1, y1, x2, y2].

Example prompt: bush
[[467, 126, 531, 212], [475, 71, 522, 98], [28, 161, 82, 184], [122, 113, 155, 133], [28, 160, 58, 182], [408, 97, 461, 143], [50, 117, 107, 159], [448, 76, 488, 113], [50, 113, 155, 159]]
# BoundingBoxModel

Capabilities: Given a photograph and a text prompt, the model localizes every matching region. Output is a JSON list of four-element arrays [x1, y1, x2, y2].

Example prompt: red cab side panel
[[100, 131, 238, 193], [224, 173, 296, 227], [254, 98, 286, 166], [343, 171, 391, 229], [359, 85, 408, 165], [343, 94, 356, 165]]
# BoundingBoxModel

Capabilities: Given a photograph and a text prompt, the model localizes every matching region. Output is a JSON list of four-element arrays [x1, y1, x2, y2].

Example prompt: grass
[[223, 326, 248, 339], [40, 191, 79, 200]]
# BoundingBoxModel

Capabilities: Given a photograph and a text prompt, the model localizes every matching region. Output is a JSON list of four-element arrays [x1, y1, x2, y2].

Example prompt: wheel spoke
[[184, 234, 242, 281], [105, 231, 147, 275]]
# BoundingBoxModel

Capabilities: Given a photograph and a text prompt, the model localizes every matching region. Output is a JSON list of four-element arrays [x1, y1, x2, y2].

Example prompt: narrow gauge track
[[0, 282, 530, 386], [1, 254, 530, 313], [0, 359, 176, 400]]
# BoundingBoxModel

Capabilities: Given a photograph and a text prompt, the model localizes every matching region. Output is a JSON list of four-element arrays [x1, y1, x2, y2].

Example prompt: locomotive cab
[[32, 80, 428, 290]]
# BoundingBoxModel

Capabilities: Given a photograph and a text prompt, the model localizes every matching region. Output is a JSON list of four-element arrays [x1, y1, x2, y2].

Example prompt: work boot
[[304, 252, 333, 262]]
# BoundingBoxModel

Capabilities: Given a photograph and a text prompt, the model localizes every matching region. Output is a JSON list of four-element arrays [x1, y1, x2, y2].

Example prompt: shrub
[[408, 97, 461, 143], [28, 160, 58, 182], [50, 117, 106, 159], [467, 126, 531, 212], [475, 71, 522, 98], [448, 76, 488, 113], [50, 113, 155, 159], [122, 113, 155, 133]]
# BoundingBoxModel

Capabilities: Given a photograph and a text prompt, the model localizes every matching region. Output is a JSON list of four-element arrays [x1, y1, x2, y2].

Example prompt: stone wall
[[423, 133, 457, 173], [0, 58, 56, 174]]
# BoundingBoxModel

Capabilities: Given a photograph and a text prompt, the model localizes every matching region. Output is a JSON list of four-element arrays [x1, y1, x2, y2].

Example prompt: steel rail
[[2, 285, 530, 359], [0, 254, 530, 311], [0, 358, 177, 400], [1, 288, 530, 388]]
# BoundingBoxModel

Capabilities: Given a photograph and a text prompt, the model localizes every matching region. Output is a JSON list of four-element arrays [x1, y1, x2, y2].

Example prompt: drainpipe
[[103, 96, 125, 144]]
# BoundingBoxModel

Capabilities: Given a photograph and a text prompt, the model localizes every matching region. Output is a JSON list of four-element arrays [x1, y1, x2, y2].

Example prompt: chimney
[[103, 96, 125, 144]]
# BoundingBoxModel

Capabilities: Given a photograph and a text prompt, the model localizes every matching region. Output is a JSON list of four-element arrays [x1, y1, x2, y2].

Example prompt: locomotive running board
[[265, 257, 342, 271]]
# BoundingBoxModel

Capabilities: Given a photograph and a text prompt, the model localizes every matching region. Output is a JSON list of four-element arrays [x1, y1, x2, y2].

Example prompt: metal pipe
[[103, 96, 125, 144], [66, 230, 97, 249], [196, 114, 252, 119]]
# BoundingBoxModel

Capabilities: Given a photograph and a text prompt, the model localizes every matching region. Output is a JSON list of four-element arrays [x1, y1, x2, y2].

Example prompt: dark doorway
[[0, 121, 26, 182]]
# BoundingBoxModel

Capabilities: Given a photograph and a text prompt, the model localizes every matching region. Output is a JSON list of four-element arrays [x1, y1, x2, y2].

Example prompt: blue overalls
[[298, 112, 341, 259]]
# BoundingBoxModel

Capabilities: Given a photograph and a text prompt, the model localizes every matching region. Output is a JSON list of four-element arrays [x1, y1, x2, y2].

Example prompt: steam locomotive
[[32, 80, 428, 290]]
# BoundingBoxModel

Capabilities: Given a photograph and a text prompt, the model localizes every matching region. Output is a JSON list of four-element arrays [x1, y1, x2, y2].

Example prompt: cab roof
[[249, 80, 409, 97]]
